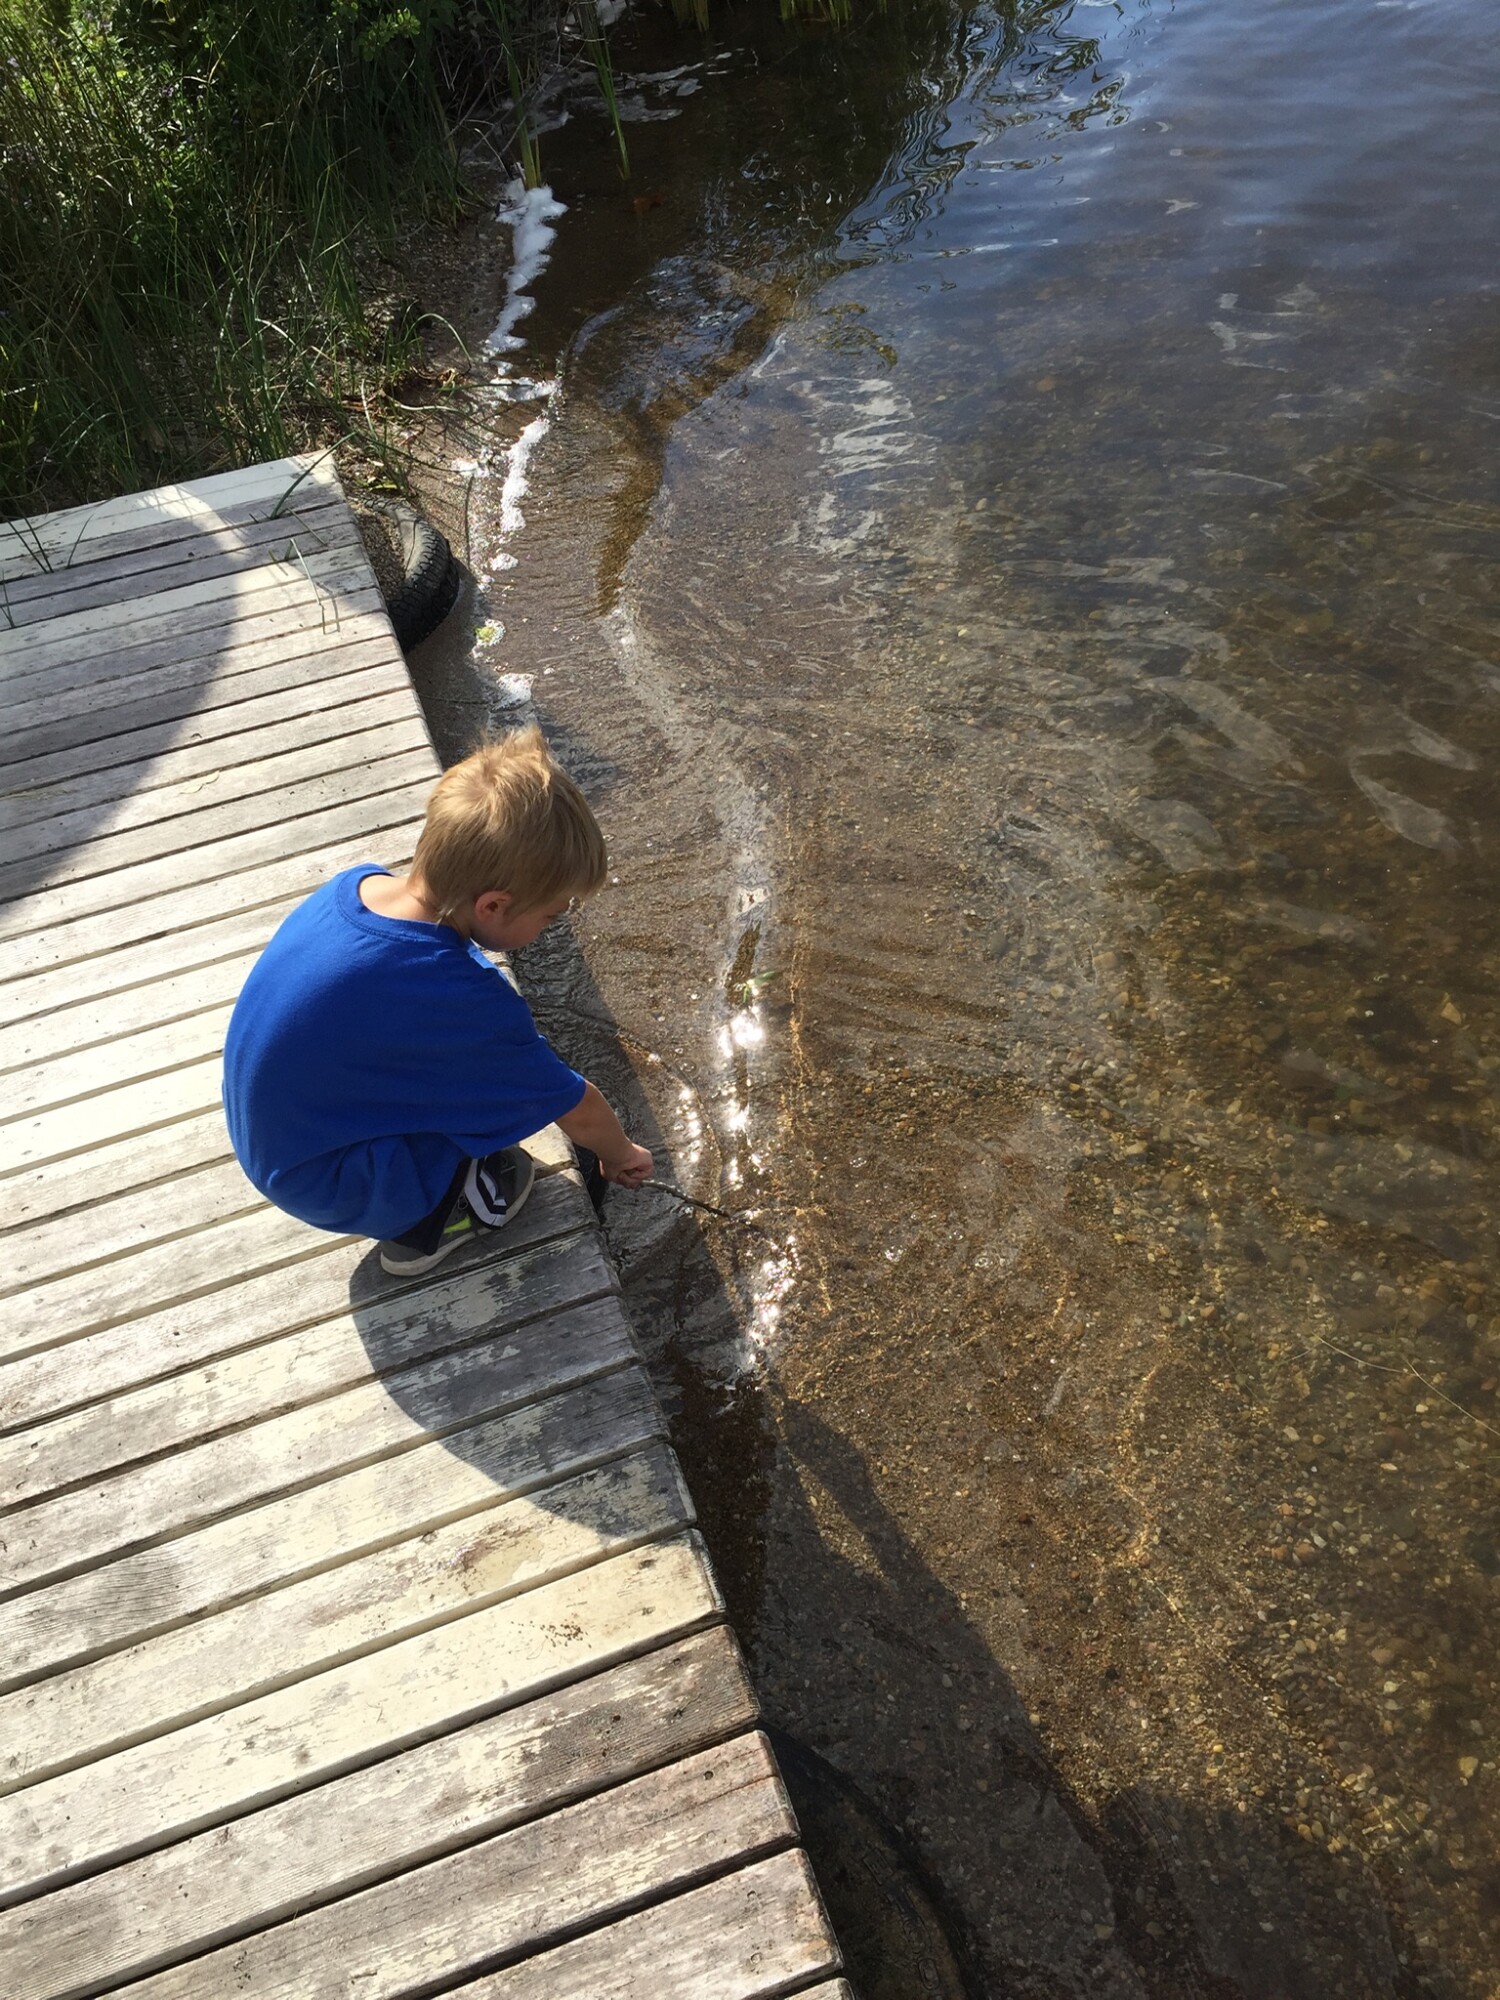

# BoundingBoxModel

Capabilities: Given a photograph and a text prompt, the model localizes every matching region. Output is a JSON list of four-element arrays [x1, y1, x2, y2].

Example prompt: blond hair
[[410, 726, 607, 921]]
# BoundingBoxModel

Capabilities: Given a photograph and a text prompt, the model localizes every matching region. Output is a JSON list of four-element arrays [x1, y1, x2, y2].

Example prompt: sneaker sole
[[379, 1226, 474, 1278], [500, 1148, 537, 1225]]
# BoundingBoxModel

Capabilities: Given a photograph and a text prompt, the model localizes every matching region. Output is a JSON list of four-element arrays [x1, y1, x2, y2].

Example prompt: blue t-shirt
[[222, 865, 586, 1238]]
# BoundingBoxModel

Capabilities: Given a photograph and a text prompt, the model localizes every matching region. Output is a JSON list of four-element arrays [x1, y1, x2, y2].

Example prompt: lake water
[[418, 1, 1500, 1989]]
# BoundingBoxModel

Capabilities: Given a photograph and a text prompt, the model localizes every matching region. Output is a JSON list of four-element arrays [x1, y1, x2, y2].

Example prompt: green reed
[[0, 0, 615, 515]]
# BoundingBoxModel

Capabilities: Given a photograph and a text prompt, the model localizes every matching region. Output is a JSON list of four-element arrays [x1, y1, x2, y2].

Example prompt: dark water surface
[[416, 2, 1500, 1990]]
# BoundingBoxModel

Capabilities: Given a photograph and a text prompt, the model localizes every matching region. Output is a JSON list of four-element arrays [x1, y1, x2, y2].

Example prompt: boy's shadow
[[346, 931, 1449, 2000], [340, 932, 676, 1486], [755, 1397, 1446, 2000]]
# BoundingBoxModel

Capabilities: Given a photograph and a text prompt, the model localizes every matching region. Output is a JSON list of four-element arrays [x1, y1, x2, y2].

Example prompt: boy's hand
[[558, 1086, 652, 1188], [602, 1142, 654, 1189]]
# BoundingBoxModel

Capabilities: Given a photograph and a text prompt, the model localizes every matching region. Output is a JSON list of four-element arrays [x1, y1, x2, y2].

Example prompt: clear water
[[429, 2, 1500, 1989]]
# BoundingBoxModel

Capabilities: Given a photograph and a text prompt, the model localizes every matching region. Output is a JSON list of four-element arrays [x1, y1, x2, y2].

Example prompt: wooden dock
[[0, 459, 847, 1999]]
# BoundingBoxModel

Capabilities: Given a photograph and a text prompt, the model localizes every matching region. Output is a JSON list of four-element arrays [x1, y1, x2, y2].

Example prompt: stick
[[640, 1180, 777, 1238]]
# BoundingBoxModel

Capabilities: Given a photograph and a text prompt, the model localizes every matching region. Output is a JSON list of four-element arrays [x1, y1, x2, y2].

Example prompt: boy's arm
[[557, 1081, 654, 1187]]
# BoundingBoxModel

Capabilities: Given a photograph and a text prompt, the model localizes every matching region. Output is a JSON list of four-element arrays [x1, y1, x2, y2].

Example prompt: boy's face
[[467, 889, 575, 952]]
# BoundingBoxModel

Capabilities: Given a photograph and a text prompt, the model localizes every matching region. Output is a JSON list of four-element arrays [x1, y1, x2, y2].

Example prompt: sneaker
[[378, 1200, 478, 1277], [461, 1145, 537, 1232], [378, 1146, 537, 1276]]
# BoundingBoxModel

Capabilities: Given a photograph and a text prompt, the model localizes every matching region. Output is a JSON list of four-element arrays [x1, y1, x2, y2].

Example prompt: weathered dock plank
[[0, 1334, 652, 1608], [0, 457, 345, 584], [0, 1181, 600, 1435], [5, 1444, 693, 1786], [6, 1110, 233, 1233], [0, 1629, 757, 2000], [0, 1231, 617, 1503], [0, 671, 415, 834], [0, 639, 403, 793], [0, 1535, 723, 1902], [0, 712, 429, 887], [465, 1849, 845, 2000], [0, 754, 434, 941], [0, 459, 840, 1995]]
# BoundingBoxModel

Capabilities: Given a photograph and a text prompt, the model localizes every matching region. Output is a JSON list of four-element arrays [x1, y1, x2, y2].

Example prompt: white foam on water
[[918, 238, 1060, 257], [498, 414, 550, 538], [491, 673, 534, 709], [611, 92, 681, 123], [461, 178, 564, 698], [494, 375, 556, 404], [487, 180, 567, 355]]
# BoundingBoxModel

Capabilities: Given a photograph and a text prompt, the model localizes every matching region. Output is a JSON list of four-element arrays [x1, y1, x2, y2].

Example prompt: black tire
[[363, 498, 462, 651]]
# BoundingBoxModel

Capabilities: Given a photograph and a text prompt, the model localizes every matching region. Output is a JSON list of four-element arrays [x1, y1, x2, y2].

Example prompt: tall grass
[[0, 0, 616, 515]]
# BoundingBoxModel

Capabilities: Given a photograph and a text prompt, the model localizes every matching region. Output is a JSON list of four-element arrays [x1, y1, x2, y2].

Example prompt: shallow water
[[418, 1, 1500, 1989]]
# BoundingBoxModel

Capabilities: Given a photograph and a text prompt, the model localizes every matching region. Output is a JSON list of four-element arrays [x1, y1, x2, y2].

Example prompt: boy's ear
[[472, 888, 513, 923]]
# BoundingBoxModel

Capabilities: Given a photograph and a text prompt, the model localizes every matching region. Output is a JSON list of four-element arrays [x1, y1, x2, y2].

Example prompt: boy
[[223, 727, 653, 1276]]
